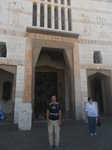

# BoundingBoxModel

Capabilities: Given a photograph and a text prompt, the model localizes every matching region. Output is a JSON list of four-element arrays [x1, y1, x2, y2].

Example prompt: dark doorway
[[88, 72, 111, 115], [91, 77, 104, 114], [34, 72, 57, 119]]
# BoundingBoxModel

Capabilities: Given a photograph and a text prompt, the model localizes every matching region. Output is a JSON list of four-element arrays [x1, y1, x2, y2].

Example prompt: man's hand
[[48, 120, 50, 126], [58, 120, 62, 127]]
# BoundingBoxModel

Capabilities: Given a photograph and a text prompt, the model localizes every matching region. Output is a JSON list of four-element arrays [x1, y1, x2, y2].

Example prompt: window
[[32, 2, 37, 26], [61, 8, 65, 30], [2, 81, 12, 101], [40, 4, 45, 27], [67, 0, 71, 5], [93, 51, 102, 64], [68, 8, 72, 31], [61, 0, 64, 4], [48, 5, 52, 28], [54, 0, 58, 3], [0, 42, 7, 57], [54, 7, 59, 29]]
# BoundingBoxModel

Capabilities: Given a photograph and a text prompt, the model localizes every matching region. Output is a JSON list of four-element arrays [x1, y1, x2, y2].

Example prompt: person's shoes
[[93, 132, 96, 136], [49, 146, 53, 150], [55, 146, 60, 150], [90, 133, 94, 137]]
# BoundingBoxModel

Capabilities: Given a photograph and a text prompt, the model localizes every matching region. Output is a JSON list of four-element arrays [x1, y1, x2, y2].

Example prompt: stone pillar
[[65, 7, 68, 31], [73, 41, 82, 120], [58, 4, 62, 30], [65, 69, 70, 112], [18, 39, 33, 130], [45, 3, 48, 28], [37, 2, 40, 27], [14, 65, 25, 124], [80, 69, 88, 120], [51, 5, 55, 29]]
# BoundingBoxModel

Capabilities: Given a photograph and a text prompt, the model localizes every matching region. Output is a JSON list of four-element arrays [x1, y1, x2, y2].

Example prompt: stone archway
[[21, 28, 82, 130], [88, 70, 112, 115], [0, 66, 16, 121]]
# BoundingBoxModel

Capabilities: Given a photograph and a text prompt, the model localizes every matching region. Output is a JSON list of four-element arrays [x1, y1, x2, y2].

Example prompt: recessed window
[[61, 8, 65, 30], [2, 81, 12, 101], [67, 0, 71, 5], [54, 0, 58, 3], [32, 2, 37, 26], [0, 42, 7, 57], [61, 0, 64, 4], [54, 7, 59, 29], [48, 5, 52, 28], [68, 8, 72, 31], [40, 4, 45, 27], [93, 51, 102, 64]]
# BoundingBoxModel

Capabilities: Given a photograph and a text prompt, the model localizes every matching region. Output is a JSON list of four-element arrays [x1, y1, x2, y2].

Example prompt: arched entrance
[[33, 47, 72, 120], [88, 71, 111, 116], [0, 68, 15, 121]]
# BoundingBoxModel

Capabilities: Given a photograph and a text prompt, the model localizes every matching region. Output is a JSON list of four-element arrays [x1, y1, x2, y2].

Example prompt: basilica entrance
[[33, 47, 69, 120]]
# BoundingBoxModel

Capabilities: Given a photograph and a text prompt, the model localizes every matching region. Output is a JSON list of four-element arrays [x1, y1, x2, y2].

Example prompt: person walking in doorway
[[85, 97, 98, 136], [46, 95, 62, 150]]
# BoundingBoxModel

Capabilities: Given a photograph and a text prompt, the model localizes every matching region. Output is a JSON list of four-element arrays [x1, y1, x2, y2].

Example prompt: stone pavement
[[0, 118, 112, 150]]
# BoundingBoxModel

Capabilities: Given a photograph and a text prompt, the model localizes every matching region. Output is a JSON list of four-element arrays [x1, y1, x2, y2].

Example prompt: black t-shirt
[[47, 102, 61, 120]]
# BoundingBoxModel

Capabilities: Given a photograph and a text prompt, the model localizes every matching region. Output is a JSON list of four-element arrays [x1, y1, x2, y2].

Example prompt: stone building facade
[[0, 0, 112, 130]]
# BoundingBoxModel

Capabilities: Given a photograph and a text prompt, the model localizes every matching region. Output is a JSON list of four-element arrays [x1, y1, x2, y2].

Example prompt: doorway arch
[[88, 71, 112, 115], [33, 47, 73, 120]]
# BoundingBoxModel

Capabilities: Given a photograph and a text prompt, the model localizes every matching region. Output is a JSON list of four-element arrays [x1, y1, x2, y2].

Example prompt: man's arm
[[58, 110, 62, 127], [46, 110, 50, 125]]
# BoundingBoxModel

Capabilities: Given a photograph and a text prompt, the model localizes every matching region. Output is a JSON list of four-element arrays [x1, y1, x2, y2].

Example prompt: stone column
[[37, 2, 40, 27], [45, 3, 48, 28], [58, 4, 62, 30], [73, 41, 82, 120], [64, 48, 75, 118], [51, 5, 55, 29], [80, 69, 88, 120], [14, 65, 25, 124], [65, 7, 68, 31], [18, 39, 33, 130], [65, 68, 70, 116]]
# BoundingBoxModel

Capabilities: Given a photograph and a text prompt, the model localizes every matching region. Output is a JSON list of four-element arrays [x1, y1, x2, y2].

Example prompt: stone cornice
[[0, 58, 24, 66], [80, 64, 112, 70], [26, 27, 79, 39], [79, 38, 112, 45]]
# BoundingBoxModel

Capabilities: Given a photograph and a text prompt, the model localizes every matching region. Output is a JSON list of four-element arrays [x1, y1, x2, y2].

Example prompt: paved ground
[[0, 118, 112, 150]]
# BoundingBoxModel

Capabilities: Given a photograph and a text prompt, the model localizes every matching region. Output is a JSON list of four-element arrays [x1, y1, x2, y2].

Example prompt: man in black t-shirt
[[46, 95, 62, 150]]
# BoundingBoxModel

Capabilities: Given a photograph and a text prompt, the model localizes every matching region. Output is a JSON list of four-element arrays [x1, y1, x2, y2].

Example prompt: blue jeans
[[88, 117, 96, 134]]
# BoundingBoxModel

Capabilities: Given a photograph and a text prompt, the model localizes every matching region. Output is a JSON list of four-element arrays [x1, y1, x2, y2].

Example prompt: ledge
[[26, 27, 79, 39]]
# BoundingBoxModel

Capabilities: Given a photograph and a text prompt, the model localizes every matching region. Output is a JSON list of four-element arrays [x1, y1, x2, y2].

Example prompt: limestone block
[[18, 103, 32, 131], [14, 97, 23, 124]]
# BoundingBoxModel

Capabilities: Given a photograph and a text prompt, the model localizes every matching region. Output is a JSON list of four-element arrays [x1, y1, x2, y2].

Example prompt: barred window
[[93, 51, 102, 64]]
